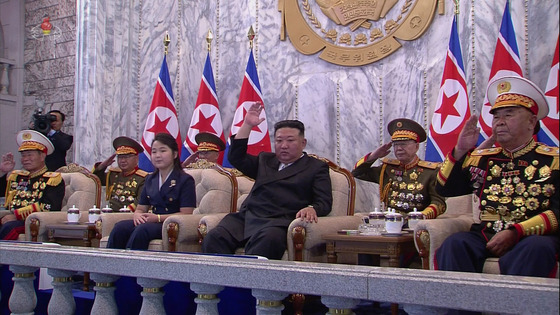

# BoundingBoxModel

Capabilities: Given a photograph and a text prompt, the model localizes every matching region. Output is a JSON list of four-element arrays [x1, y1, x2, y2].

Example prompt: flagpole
[[164, 32, 170, 55], [454, 0, 459, 28], [206, 29, 213, 52]]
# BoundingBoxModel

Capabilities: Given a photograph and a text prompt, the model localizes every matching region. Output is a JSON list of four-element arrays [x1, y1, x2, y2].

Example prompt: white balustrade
[[0, 242, 558, 315]]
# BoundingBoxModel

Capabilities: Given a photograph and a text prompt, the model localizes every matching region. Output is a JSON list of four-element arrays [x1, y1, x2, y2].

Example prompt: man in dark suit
[[202, 102, 333, 260], [45, 110, 73, 171]]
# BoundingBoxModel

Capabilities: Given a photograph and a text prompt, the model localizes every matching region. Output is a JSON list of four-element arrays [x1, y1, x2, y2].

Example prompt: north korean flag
[[477, 1, 523, 145], [537, 37, 559, 146], [139, 55, 182, 172], [181, 52, 226, 164], [222, 49, 271, 168], [426, 15, 471, 162]]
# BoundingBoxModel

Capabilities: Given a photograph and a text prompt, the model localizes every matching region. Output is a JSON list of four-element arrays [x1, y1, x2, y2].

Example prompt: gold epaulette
[[8, 170, 29, 181], [535, 145, 559, 170], [108, 167, 122, 173], [135, 169, 148, 177], [462, 147, 500, 168], [471, 147, 502, 156], [382, 158, 400, 166], [418, 160, 440, 169], [43, 172, 63, 186]]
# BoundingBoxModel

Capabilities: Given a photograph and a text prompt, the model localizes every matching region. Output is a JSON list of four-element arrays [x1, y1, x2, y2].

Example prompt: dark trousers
[[0, 220, 25, 240], [201, 213, 288, 260], [435, 231, 559, 277], [107, 220, 163, 250]]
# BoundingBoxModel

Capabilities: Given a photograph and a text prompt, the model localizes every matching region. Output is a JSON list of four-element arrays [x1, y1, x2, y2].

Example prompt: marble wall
[[74, 0, 559, 213]]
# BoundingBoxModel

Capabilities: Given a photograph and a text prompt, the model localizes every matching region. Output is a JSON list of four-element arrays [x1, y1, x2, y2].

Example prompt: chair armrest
[[24, 211, 80, 242], [162, 214, 205, 252], [287, 215, 363, 262], [98, 213, 135, 239], [198, 213, 229, 241], [414, 214, 473, 270]]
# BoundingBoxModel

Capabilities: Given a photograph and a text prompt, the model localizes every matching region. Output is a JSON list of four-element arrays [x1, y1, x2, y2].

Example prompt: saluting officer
[[181, 132, 226, 168], [0, 130, 65, 240], [352, 118, 446, 219], [435, 75, 559, 277], [93, 136, 147, 212]]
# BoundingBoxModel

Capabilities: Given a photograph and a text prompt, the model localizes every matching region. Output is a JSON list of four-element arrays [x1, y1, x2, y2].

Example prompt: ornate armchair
[[414, 194, 479, 270], [198, 155, 359, 262], [97, 161, 238, 251], [24, 163, 102, 241]]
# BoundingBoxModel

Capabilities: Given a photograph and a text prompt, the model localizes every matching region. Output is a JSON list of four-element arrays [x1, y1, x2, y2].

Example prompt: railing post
[[137, 278, 167, 315], [9, 265, 38, 315], [252, 289, 288, 315], [191, 282, 223, 315], [0, 63, 10, 95], [47, 269, 76, 315], [321, 295, 360, 315], [90, 273, 120, 315]]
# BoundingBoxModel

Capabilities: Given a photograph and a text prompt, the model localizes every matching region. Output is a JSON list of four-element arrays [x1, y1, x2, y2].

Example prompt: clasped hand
[[133, 212, 158, 226]]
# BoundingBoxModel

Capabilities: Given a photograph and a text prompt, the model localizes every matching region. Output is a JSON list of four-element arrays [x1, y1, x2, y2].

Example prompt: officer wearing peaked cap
[[352, 118, 446, 219], [181, 132, 226, 168], [0, 130, 65, 240], [93, 136, 147, 212], [436, 75, 559, 277]]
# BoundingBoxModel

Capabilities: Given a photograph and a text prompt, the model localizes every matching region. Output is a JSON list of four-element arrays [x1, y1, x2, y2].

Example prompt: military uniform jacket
[[226, 137, 333, 239], [352, 155, 446, 219], [436, 140, 559, 239], [93, 165, 148, 212], [138, 168, 196, 214], [3, 166, 65, 220]]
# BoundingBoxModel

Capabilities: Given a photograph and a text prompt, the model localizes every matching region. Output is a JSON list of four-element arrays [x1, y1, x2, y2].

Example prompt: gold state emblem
[[279, 0, 441, 66]]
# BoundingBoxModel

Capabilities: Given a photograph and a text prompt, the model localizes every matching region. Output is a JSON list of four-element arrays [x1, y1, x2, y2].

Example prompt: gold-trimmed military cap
[[17, 130, 54, 155], [387, 118, 427, 143], [195, 132, 225, 152], [487, 75, 549, 120], [112, 136, 144, 155]]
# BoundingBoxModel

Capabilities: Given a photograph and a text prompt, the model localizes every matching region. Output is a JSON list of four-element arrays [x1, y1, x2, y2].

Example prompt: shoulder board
[[471, 147, 502, 156], [135, 169, 148, 177], [108, 167, 122, 173], [535, 144, 559, 156], [418, 160, 440, 169], [382, 158, 400, 166], [43, 171, 61, 178], [12, 170, 30, 176], [7, 170, 28, 181]]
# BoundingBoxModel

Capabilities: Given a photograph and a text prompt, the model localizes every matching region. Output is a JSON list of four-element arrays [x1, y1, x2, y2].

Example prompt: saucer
[[63, 221, 81, 224], [381, 231, 405, 236]]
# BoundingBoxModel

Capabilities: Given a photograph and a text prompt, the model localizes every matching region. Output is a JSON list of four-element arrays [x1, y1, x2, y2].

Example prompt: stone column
[[321, 295, 360, 315], [252, 289, 288, 315], [90, 273, 120, 315], [190, 282, 223, 315], [9, 265, 38, 315], [137, 278, 167, 315], [47, 269, 76, 315]]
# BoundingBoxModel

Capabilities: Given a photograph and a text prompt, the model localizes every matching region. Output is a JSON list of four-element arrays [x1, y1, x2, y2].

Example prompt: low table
[[46, 222, 98, 291], [322, 231, 417, 315]]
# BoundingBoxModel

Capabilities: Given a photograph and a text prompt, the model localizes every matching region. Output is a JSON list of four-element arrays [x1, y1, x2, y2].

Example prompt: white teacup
[[88, 206, 101, 223], [67, 206, 81, 223], [384, 210, 403, 234]]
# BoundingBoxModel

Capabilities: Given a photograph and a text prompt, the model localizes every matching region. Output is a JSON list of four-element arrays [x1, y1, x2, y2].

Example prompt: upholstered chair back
[[184, 167, 238, 215], [58, 164, 102, 212]]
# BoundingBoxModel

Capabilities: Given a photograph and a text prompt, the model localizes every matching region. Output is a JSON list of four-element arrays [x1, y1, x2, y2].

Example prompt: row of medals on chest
[[480, 159, 554, 220], [389, 169, 425, 203], [112, 178, 138, 203], [11, 179, 47, 207]]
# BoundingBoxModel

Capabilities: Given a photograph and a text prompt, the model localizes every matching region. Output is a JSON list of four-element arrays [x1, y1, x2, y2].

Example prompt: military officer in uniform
[[435, 76, 559, 277], [352, 118, 446, 219], [181, 132, 226, 168], [93, 136, 147, 212], [0, 130, 65, 240]]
